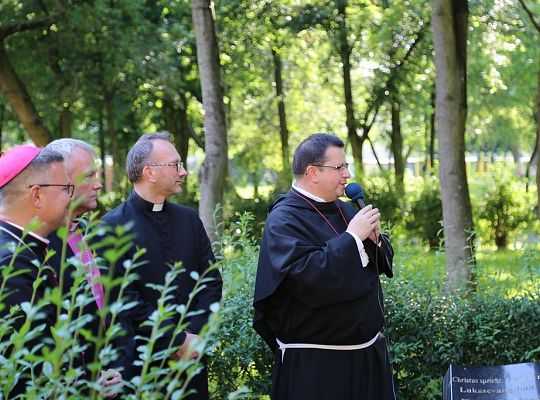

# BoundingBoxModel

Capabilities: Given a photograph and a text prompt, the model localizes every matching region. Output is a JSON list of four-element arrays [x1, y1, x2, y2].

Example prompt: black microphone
[[344, 182, 366, 210]]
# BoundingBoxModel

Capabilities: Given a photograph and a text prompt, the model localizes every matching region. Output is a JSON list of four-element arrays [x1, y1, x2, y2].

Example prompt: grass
[[392, 243, 540, 298]]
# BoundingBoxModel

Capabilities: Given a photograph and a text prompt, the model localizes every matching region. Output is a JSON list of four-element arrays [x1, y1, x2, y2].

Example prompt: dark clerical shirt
[[0, 220, 56, 396], [102, 190, 222, 397]]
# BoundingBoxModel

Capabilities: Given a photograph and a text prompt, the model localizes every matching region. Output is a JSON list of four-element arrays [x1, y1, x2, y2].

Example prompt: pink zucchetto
[[0, 145, 41, 189]]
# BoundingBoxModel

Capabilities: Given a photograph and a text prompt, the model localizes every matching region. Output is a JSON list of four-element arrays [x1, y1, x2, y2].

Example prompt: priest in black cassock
[[253, 133, 396, 400], [102, 132, 222, 399], [0, 145, 72, 397]]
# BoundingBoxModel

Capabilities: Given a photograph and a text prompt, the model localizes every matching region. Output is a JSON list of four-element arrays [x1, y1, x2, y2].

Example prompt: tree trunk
[[104, 94, 119, 184], [536, 52, 540, 217], [0, 103, 4, 149], [509, 145, 523, 176], [494, 223, 507, 250], [516, 0, 540, 216], [253, 171, 260, 199], [390, 98, 405, 196], [428, 88, 436, 174], [176, 104, 191, 168], [98, 106, 107, 192], [271, 47, 291, 186], [163, 96, 190, 169], [59, 103, 71, 138], [0, 43, 52, 145], [191, 0, 228, 242], [336, 0, 363, 176], [432, 0, 475, 291]]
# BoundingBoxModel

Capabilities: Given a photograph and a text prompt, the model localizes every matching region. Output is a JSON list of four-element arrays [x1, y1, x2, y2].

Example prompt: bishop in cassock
[[102, 132, 222, 399], [253, 133, 396, 400], [0, 145, 72, 396]]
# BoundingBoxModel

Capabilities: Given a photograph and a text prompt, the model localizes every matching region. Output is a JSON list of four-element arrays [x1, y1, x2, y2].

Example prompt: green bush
[[406, 176, 443, 250], [208, 213, 273, 399], [475, 167, 536, 249], [207, 220, 540, 400], [222, 195, 270, 240], [384, 278, 540, 400], [361, 173, 403, 227]]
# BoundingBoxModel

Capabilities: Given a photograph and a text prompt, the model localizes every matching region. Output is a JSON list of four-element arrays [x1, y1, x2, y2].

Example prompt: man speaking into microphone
[[253, 133, 395, 400]]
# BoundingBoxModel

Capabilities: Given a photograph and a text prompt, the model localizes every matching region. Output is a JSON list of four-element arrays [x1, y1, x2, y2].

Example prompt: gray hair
[[126, 132, 172, 183], [0, 148, 64, 206], [292, 133, 344, 177], [46, 138, 95, 170]]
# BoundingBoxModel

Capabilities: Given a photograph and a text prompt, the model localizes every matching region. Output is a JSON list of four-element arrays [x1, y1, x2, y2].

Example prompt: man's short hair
[[46, 139, 95, 169], [292, 133, 345, 177], [126, 132, 172, 183], [0, 148, 64, 205]]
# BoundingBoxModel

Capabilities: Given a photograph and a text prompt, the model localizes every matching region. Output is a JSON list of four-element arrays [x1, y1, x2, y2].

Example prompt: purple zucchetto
[[0, 145, 41, 189]]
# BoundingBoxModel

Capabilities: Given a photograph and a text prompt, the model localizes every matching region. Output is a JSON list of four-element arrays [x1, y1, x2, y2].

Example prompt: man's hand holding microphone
[[347, 205, 381, 243]]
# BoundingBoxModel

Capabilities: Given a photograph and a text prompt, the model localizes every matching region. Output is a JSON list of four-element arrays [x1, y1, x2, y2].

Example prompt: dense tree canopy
[[1, 0, 536, 166], [0, 0, 539, 281]]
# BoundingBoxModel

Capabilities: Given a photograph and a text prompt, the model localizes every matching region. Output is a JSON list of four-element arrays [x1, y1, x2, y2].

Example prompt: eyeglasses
[[26, 183, 75, 198], [147, 162, 184, 172], [312, 163, 349, 172]]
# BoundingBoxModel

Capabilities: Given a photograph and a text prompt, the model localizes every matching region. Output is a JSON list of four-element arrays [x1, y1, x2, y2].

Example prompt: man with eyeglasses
[[253, 133, 395, 400], [46, 139, 124, 398], [0, 145, 72, 396], [102, 132, 222, 399]]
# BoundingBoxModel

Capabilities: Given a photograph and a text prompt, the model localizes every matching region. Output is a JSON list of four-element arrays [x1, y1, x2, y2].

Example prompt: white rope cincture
[[276, 332, 380, 362]]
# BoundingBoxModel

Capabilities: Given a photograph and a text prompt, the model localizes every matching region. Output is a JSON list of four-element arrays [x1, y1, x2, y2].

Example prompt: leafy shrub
[[206, 218, 540, 400], [208, 213, 273, 399], [222, 195, 270, 240], [475, 168, 536, 249], [406, 176, 443, 250], [361, 173, 403, 227], [97, 189, 128, 215], [384, 277, 540, 400]]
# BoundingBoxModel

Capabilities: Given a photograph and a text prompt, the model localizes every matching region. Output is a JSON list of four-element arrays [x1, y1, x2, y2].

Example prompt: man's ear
[[304, 165, 320, 183], [29, 185, 43, 209], [142, 165, 156, 183]]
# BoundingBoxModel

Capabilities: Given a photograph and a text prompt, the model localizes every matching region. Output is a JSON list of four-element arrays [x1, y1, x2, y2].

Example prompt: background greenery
[[209, 213, 540, 400], [1, 0, 540, 398], [0, 0, 538, 192]]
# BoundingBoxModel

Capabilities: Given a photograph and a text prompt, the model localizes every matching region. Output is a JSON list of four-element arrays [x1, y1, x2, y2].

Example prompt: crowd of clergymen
[[1, 132, 397, 400], [0, 133, 222, 399]]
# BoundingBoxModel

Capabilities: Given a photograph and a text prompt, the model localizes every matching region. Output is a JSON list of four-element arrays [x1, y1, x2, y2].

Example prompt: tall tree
[[335, 0, 363, 173], [426, 89, 436, 175], [291, 0, 427, 175], [536, 45, 540, 215], [432, 0, 475, 290], [0, 16, 56, 145], [191, 0, 228, 241], [0, 102, 4, 149], [390, 96, 405, 196], [218, 0, 295, 192], [517, 0, 540, 217], [271, 46, 291, 185]]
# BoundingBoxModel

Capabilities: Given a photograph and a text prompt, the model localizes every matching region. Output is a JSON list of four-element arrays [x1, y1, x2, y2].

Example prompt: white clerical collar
[[2, 220, 49, 244], [132, 189, 165, 212], [292, 183, 329, 203], [152, 203, 164, 212]]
